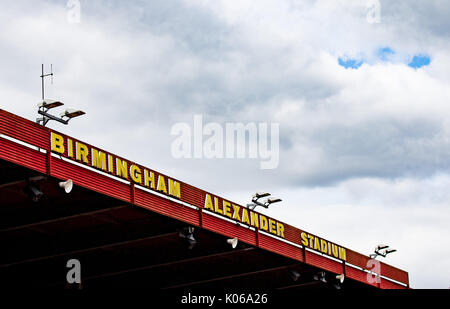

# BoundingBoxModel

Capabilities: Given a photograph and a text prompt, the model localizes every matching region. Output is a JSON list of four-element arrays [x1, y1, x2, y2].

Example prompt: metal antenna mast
[[36, 64, 85, 126], [40, 64, 53, 101]]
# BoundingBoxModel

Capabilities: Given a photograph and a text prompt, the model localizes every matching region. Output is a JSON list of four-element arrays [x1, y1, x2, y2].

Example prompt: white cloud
[[0, 0, 449, 288]]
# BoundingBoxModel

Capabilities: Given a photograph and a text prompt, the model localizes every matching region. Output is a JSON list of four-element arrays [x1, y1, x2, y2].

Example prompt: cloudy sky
[[1, 0, 449, 288]]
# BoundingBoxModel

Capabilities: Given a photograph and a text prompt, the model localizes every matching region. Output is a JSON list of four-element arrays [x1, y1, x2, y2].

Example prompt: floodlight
[[376, 244, 389, 251], [385, 248, 397, 254], [26, 183, 43, 202], [227, 237, 238, 249], [252, 192, 271, 199], [336, 274, 345, 284], [371, 244, 397, 258], [179, 227, 197, 249], [266, 197, 282, 204], [313, 271, 327, 283], [263, 197, 282, 207], [289, 270, 301, 282], [187, 234, 197, 250], [60, 109, 86, 119], [59, 179, 73, 193], [38, 99, 64, 109]]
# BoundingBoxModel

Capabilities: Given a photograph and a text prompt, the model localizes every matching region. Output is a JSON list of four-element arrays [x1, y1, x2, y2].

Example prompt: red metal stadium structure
[[0, 109, 409, 289]]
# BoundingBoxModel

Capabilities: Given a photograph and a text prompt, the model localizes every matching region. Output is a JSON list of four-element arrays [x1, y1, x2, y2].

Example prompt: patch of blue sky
[[408, 54, 431, 69], [376, 47, 395, 61], [338, 57, 364, 69], [338, 48, 431, 69]]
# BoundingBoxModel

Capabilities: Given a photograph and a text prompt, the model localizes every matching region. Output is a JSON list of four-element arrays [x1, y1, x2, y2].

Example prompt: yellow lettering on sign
[[250, 212, 259, 228], [260, 215, 268, 231], [332, 244, 339, 258], [76, 142, 89, 164], [116, 158, 128, 178], [241, 208, 250, 225], [277, 222, 285, 238], [108, 154, 114, 173], [223, 201, 232, 218], [130, 164, 142, 184], [339, 247, 347, 261], [157, 175, 167, 193], [269, 219, 276, 234], [91, 148, 107, 171], [204, 194, 214, 211], [144, 169, 155, 189], [214, 197, 222, 214], [168, 179, 181, 198], [314, 237, 320, 250], [321, 239, 328, 254], [51, 132, 65, 154], [232, 204, 241, 221], [301, 232, 308, 247], [67, 138, 73, 158], [308, 234, 315, 249]]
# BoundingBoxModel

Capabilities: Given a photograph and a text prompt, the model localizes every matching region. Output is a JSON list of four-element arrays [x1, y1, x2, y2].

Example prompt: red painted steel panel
[[50, 157, 130, 202], [305, 250, 343, 274], [0, 137, 46, 174], [345, 265, 378, 287], [282, 223, 302, 246], [380, 262, 409, 286], [201, 212, 257, 246], [0, 110, 50, 149], [258, 233, 303, 262], [134, 188, 199, 225], [380, 278, 407, 289], [346, 250, 370, 270]]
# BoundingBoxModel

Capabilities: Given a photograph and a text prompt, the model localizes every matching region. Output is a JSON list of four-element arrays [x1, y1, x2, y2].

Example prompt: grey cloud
[[280, 117, 450, 186], [381, 0, 450, 39]]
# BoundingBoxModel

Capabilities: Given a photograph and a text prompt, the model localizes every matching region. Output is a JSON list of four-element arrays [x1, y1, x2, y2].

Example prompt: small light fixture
[[38, 99, 64, 109], [179, 227, 197, 249], [60, 109, 86, 119], [227, 237, 238, 249], [313, 271, 327, 283], [26, 183, 43, 202], [289, 270, 301, 281], [59, 179, 73, 193], [25, 176, 46, 202], [252, 192, 271, 199], [336, 274, 345, 284]]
